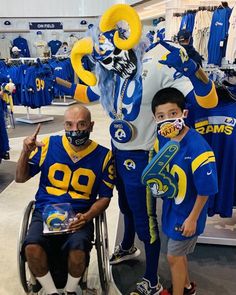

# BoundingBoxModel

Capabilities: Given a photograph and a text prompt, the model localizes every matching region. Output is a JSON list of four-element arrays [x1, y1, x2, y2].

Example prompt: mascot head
[[71, 4, 142, 86]]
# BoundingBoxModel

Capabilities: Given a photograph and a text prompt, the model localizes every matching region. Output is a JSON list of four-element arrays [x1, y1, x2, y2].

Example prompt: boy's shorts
[[161, 233, 198, 256]]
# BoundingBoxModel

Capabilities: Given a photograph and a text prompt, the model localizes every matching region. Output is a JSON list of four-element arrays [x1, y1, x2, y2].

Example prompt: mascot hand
[[2, 81, 16, 94], [158, 40, 198, 77]]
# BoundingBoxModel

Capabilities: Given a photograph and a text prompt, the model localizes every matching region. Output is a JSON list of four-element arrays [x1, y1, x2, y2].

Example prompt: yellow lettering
[[36, 78, 45, 91], [196, 124, 233, 135], [205, 125, 214, 134], [70, 168, 95, 199], [46, 164, 96, 200], [47, 163, 71, 195], [108, 164, 115, 180], [224, 126, 233, 135], [196, 127, 205, 134]]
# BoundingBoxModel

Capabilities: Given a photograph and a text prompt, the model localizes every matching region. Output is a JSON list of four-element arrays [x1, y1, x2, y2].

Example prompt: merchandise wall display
[[167, 3, 236, 67], [0, 57, 74, 108]]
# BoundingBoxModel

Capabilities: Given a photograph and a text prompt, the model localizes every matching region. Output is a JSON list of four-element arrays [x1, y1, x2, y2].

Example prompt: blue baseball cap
[[177, 30, 191, 42]]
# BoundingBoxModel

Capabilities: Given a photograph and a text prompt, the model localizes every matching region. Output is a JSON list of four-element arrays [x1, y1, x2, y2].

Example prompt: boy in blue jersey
[[15, 105, 114, 295], [151, 88, 218, 295]]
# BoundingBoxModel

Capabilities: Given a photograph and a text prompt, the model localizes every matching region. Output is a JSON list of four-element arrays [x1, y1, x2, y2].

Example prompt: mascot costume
[[55, 4, 218, 294]]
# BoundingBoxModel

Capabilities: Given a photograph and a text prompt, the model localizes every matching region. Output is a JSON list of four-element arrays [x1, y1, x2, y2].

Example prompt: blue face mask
[[65, 130, 90, 147]]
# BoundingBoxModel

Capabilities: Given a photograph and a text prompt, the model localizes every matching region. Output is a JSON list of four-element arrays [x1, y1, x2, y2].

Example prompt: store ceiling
[[134, 0, 171, 20]]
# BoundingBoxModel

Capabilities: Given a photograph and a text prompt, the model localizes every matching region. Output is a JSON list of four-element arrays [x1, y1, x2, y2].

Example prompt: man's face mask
[[156, 117, 185, 138], [65, 130, 90, 147]]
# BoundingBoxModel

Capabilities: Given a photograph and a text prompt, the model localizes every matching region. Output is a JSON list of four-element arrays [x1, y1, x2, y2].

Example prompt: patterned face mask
[[65, 130, 90, 147], [156, 117, 185, 138]]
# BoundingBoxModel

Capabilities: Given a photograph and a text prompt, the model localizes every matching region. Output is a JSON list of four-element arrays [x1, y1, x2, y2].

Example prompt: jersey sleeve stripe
[[39, 137, 50, 167], [195, 82, 218, 109], [102, 180, 114, 189], [74, 84, 90, 103], [191, 151, 215, 173], [102, 150, 113, 172], [29, 147, 38, 159]]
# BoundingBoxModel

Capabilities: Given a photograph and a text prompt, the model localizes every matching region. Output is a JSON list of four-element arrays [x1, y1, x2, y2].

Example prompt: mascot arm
[[55, 77, 100, 104], [159, 40, 218, 109]]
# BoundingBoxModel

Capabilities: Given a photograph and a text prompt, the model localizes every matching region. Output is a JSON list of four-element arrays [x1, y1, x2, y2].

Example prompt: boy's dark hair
[[152, 87, 185, 114]]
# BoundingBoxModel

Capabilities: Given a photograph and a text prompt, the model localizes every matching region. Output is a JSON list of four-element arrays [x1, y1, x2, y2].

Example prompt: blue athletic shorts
[[22, 210, 94, 260]]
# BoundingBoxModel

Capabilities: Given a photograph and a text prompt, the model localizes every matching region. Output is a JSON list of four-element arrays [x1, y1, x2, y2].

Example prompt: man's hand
[[68, 213, 87, 232], [158, 40, 198, 77], [23, 124, 45, 154]]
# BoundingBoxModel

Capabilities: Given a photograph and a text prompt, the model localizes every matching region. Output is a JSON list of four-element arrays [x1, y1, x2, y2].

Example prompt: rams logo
[[123, 159, 136, 170], [147, 178, 168, 198], [46, 211, 68, 231], [115, 128, 126, 141]]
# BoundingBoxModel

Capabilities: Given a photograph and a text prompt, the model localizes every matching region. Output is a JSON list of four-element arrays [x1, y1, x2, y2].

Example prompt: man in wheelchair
[[15, 105, 115, 295]]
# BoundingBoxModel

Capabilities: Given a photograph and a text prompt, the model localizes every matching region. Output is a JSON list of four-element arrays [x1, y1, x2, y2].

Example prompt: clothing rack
[[52, 95, 76, 106], [50, 55, 76, 106], [196, 65, 236, 246], [12, 57, 54, 124], [198, 210, 236, 246]]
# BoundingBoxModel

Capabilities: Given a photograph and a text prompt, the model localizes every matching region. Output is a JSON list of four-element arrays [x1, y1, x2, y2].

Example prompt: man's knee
[[25, 244, 45, 259], [68, 249, 87, 277]]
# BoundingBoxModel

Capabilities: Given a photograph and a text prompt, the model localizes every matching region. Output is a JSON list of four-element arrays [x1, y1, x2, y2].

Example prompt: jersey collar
[[62, 135, 98, 162]]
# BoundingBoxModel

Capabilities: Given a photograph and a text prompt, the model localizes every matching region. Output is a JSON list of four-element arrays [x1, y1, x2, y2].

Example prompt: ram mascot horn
[[71, 4, 142, 86]]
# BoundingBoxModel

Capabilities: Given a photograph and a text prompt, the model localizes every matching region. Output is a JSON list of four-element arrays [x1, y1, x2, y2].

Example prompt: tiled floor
[[0, 103, 121, 295]]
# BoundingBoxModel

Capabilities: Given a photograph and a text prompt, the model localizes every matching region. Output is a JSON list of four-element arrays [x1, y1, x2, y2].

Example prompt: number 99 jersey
[[28, 135, 115, 213]]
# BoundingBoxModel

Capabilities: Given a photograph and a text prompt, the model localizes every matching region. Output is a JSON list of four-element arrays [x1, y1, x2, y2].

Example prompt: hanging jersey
[[48, 40, 62, 55], [208, 7, 232, 66], [28, 136, 114, 212], [13, 36, 30, 57], [187, 99, 236, 217], [156, 128, 218, 240], [34, 40, 48, 57], [0, 37, 12, 59], [225, 6, 236, 63]]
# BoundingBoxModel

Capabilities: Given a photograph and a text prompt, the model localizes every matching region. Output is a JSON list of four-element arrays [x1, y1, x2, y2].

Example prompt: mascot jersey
[[73, 43, 193, 151], [28, 135, 114, 212], [187, 99, 236, 217], [156, 129, 218, 240]]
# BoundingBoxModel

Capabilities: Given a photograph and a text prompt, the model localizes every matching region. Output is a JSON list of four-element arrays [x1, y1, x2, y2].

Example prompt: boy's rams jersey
[[29, 136, 114, 212], [156, 128, 218, 240]]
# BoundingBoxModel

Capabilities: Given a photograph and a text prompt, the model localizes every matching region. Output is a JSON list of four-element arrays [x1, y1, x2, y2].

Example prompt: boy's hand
[[23, 124, 45, 153], [181, 217, 197, 237]]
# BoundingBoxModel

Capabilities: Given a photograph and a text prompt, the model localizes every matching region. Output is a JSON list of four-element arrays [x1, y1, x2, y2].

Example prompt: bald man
[[16, 105, 114, 295]]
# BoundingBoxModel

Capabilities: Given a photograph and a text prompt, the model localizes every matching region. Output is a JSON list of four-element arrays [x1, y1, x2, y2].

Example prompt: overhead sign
[[29, 22, 63, 30]]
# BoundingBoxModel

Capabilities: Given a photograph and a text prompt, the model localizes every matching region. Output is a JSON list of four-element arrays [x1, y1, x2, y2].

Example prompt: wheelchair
[[17, 201, 111, 295]]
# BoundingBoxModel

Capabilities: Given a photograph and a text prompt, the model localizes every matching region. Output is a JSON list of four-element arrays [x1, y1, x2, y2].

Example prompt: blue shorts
[[22, 210, 94, 260]]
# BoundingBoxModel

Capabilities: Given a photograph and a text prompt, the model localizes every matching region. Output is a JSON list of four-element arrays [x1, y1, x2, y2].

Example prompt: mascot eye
[[113, 48, 122, 55], [102, 57, 112, 65]]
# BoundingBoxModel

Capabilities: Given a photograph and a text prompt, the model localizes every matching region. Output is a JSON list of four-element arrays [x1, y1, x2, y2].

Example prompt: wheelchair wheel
[[95, 212, 111, 294], [17, 200, 41, 294]]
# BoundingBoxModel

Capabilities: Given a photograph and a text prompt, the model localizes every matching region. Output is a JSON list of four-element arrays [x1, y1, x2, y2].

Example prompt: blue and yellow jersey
[[187, 100, 236, 217], [28, 136, 114, 212], [156, 128, 218, 240]]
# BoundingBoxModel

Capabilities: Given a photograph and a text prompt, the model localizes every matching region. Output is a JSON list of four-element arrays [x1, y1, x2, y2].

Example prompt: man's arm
[[68, 197, 110, 231], [15, 124, 44, 183], [181, 195, 209, 237]]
